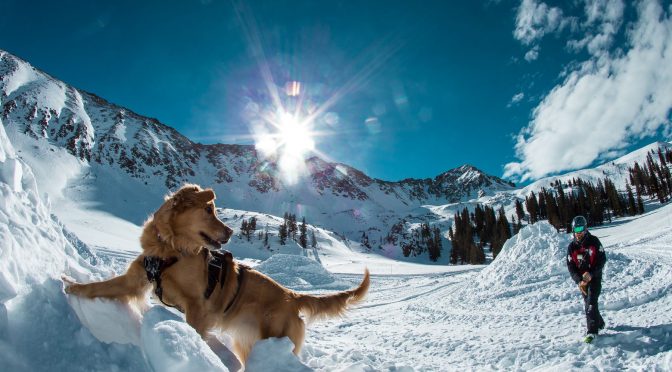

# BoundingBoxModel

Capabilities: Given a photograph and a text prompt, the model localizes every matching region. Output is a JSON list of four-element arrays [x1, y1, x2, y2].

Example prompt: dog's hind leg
[[64, 258, 149, 301], [261, 315, 306, 355], [231, 326, 262, 364], [285, 316, 305, 355]]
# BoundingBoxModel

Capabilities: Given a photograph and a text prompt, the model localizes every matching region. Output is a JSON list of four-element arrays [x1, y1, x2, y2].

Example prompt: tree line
[[278, 212, 317, 249], [448, 205, 511, 264], [449, 146, 672, 264], [628, 147, 672, 205], [399, 223, 443, 262], [239, 213, 317, 249], [520, 147, 672, 233]]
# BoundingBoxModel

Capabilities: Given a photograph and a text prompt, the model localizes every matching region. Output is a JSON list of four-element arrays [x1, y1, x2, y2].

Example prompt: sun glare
[[253, 106, 318, 184], [278, 112, 315, 156]]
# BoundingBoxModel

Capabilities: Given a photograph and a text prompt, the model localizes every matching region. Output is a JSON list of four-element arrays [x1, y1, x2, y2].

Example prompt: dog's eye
[[205, 206, 214, 214]]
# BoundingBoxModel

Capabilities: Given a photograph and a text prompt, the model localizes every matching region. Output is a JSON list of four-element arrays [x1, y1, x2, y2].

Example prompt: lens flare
[[278, 112, 315, 156], [253, 107, 318, 185]]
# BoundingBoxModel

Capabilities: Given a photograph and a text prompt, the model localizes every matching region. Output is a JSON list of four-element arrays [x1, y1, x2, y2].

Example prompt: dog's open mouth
[[200, 232, 223, 249]]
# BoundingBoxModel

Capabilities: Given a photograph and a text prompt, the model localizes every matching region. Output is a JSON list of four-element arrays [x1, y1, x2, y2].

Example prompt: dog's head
[[152, 184, 233, 255]]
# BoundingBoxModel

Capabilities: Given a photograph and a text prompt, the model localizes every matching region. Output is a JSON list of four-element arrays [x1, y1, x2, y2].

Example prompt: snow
[[246, 337, 311, 372], [141, 306, 227, 372], [255, 254, 351, 290], [477, 221, 568, 289]]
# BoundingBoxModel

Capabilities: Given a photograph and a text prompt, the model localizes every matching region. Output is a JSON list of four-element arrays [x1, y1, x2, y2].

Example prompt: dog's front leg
[[185, 302, 211, 338], [64, 258, 149, 301]]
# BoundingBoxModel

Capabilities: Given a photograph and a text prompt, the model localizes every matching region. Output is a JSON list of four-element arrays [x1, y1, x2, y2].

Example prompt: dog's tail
[[294, 269, 370, 322]]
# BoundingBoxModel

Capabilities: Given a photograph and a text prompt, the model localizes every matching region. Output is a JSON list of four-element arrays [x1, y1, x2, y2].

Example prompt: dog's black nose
[[222, 225, 233, 243]]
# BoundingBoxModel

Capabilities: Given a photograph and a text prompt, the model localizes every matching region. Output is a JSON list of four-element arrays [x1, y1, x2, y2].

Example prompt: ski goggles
[[573, 226, 586, 233]]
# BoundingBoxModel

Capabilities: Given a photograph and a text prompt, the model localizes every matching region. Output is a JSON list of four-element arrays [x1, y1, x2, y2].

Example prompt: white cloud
[[505, 0, 672, 181], [514, 0, 572, 45], [524, 46, 540, 61], [566, 0, 625, 56], [509, 92, 525, 106]]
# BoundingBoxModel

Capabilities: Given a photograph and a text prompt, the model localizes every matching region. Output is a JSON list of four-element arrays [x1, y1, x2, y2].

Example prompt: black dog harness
[[143, 255, 178, 306], [204, 249, 247, 313], [143, 250, 245, 314]]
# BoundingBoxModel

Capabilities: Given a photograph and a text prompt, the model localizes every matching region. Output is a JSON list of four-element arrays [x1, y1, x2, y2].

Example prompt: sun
[[277, 111, 315, 157], [253, 109, 318, 184]]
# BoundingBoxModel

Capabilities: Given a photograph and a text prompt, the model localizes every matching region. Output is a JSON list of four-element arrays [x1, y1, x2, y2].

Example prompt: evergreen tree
[[626, 184, 637, 216], [279, 222, 288, 245], [299, 217, 308, 248], [289, 214, 298, 240], [429, 227, 442, 262], [491, 207, 511, 259], [637, 192, 645, 214], [515, 199, 525, 224], [537, 189, 548, 220], [526, 192, 539, 224], [241, 220, 248, 239], [310, 230, 317, 249], [448, 226, 458, 264]]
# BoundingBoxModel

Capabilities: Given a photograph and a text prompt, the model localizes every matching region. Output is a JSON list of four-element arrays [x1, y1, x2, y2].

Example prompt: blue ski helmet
[[571, 215, 588, 234]]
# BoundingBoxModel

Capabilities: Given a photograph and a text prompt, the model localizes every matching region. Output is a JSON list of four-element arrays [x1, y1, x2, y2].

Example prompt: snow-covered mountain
[[0, 49, 514, 252], [515, 141, 672, 197], [3, 48, 671, 263]]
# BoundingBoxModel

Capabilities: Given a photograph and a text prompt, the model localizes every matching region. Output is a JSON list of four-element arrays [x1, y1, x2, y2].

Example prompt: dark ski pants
[[582, 280, 605, 334]]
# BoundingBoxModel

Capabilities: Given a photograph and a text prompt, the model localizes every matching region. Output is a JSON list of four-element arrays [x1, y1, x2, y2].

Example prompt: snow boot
[[583, 333, 597, 344]]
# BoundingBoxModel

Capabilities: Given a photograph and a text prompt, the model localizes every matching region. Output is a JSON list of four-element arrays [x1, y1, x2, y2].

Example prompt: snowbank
[[0, 119, 147, 370], [477, 221, 569, 289], [141, 306, 228, 372], [255, 254, 351, 290], [247, 337, 311, 372], [0, 118, 96, 300]]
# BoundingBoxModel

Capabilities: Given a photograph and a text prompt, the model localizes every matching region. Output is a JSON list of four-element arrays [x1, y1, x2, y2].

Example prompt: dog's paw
[[61, 275, 79, 294]]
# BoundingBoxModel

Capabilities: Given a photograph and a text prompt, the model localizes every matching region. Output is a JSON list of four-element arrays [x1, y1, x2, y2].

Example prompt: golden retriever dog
[[63, 184, 370, 363]]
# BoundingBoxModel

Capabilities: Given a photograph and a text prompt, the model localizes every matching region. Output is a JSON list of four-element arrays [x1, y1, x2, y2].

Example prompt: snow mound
[[141, 306, 228, 372], [0, 117, 94, 299], [255, 254, 349, 290], [477, 221, 570, 289], [246, 337, 311, 372], [66, 295, 143, 345]]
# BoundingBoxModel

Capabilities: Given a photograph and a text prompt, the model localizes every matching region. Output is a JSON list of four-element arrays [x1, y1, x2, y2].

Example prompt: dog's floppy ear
[[196, 189, 215, 204], [153, 198, 175, 243]]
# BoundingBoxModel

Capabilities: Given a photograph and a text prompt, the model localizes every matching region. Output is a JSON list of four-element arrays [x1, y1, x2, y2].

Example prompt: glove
[[578, 281, 588, 296], [582, 272, 592, 282]]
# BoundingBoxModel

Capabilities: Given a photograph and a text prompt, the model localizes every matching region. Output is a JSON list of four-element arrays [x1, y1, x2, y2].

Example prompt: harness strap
[[204, 250, 233, 299], [224, 265, 247, 314], [143, 256, 178, 305], [202, 250, 248, 314]]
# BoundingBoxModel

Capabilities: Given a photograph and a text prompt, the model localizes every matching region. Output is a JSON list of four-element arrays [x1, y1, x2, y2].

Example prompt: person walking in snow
[[566, 215, 607, 343]]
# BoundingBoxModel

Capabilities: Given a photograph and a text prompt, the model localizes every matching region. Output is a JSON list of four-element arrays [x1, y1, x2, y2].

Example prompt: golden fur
[[63, 184, 370, 363]]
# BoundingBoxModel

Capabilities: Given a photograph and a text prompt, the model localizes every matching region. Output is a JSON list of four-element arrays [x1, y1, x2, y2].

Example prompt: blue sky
[[1, 0, 671, 183]]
